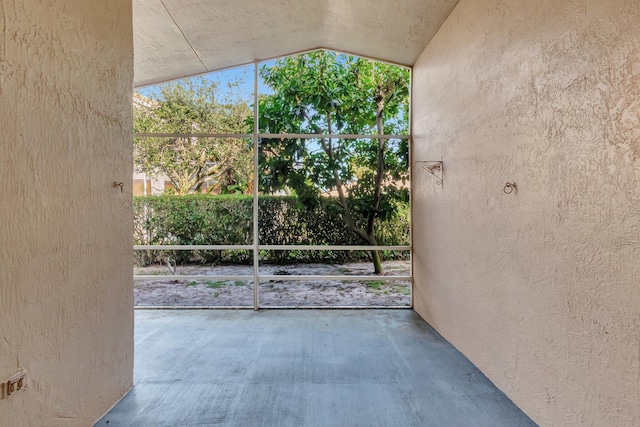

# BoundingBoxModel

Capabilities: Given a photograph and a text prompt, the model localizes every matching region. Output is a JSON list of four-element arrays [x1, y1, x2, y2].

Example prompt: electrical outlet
[[3, 370, 27, 398]]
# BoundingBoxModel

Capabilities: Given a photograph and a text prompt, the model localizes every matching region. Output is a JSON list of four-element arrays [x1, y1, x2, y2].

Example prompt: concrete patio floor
[[95, 309, 537, 427]]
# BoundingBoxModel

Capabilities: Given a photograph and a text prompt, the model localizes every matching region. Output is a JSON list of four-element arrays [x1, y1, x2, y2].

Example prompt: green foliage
[[398, 286, 411, 296], [254, 50, 411, 273], [134, 195, 409, 266], [134, 194, 253, 265], [205, 281, 226, 289], [134, 78, 252, 195], [367, 281, 384, 290]]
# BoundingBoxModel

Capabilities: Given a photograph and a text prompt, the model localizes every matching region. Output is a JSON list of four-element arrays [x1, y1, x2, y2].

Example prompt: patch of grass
[[186, 281, 198, 287], [337, 267, 352, 274], [367, 280, 384, 290], [205, 280, 226, 289], [234, 280, 244, 286], [214, 292, 219, 297], [387, 283, 411, 296]]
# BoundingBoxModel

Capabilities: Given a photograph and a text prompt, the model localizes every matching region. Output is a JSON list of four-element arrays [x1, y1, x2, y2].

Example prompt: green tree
[[258, 51, 410, 274], [134, 78, 252, 195]]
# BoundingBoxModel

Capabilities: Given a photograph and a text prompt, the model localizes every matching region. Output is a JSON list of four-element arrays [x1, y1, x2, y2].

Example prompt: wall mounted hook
[[503, 182, 516, 194], [113, 181, 124, 193]]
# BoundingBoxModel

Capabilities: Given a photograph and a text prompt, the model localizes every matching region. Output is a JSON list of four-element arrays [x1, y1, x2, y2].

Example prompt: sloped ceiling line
[[133, 0, 460, 87], [159, 0, 209, 73]]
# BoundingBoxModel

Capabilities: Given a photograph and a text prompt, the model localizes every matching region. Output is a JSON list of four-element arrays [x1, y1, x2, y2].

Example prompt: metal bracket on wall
[[113, 181, 124, 193], [416, 158, 444, 188]]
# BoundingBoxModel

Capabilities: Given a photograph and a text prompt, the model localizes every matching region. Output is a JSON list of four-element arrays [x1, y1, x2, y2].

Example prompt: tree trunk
[[321, 113, 384, 275], [370, 249, 383, 275]]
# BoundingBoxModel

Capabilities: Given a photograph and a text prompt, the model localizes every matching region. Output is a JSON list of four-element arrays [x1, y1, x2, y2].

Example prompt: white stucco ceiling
[[134, 0, 459, 87]]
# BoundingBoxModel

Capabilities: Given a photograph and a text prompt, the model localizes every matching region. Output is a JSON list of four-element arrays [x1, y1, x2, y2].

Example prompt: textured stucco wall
[[0, 1, 133, 425], [412, 0, 640, 425]]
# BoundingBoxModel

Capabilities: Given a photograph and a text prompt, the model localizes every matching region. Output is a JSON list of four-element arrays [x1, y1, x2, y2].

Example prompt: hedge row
[[134, 195, 409, 266]]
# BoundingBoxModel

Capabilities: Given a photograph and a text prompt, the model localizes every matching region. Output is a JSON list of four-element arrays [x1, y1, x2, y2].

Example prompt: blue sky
[[135, 54, 409, 135], [137, 62, 275, 104]]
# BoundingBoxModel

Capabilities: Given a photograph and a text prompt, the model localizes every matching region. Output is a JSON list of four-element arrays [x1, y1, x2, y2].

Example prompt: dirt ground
[[134, 260, 411, 307]]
